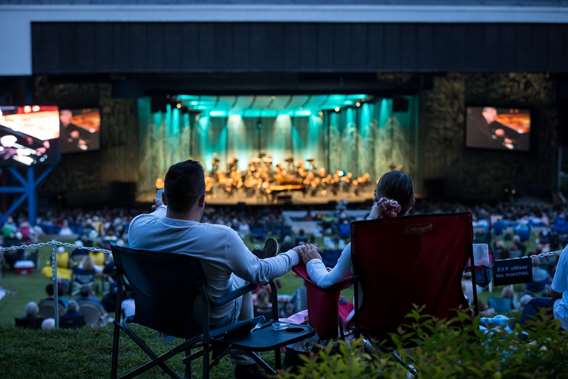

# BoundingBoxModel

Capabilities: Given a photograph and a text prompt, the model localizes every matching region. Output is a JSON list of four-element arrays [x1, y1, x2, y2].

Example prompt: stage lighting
[[334, 107, 340, 113], [355, 101, 361, 108], [176, 103, 182, 109]]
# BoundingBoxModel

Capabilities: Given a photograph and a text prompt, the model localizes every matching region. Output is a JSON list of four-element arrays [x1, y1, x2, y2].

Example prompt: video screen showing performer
[[60, 108, 101, 153], [0, 105, 60, 166], [466, 107, 531, 151]]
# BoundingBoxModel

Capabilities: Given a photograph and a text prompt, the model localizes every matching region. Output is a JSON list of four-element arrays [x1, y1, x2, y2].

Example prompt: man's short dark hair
[[164, 160, 205, 213], [46, 283, 54, 296]]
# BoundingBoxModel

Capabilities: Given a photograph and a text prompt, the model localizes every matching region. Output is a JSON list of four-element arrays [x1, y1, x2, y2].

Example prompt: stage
[[136, 93, 420, 204]]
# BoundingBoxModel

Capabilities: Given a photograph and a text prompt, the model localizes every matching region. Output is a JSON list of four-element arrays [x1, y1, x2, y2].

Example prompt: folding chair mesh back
[[38, 299, 65, 319], [79, 302, 104, 326], [351, 213, 473, 339], [112, 246, 208, 339]]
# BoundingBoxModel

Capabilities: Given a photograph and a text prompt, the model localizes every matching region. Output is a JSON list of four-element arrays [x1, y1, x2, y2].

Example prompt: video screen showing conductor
[[466, 107, 531, 151]]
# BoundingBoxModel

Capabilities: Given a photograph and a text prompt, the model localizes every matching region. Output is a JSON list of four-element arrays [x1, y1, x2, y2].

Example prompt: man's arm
[[224, 229, 299, 284]]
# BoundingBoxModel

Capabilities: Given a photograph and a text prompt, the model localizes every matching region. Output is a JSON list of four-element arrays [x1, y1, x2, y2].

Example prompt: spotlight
[[355, 101, 361, 108], [32, 105, 40, 112], [23, 105, 31, 113], [176, 103, 182, 109], [334, 107, 340, 113]]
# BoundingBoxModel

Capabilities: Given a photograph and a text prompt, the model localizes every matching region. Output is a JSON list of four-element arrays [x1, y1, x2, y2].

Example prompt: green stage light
[[295, 109, 312, 117], [209, 110, 227, 117], [179, 94, 372, 117]]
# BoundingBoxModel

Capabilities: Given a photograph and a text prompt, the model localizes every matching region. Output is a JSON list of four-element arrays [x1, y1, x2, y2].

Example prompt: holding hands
[[294, 243, 322, 264]]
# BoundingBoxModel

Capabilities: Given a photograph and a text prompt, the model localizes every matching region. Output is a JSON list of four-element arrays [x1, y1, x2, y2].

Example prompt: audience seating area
[[1, 199, 565, 335]]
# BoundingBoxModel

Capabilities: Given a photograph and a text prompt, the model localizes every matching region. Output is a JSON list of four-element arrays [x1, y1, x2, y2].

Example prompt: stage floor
[[137, 188, 375, 205]]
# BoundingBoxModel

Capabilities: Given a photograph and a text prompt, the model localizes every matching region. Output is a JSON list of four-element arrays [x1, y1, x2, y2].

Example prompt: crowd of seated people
[[4, 173, 568, 336], [16, 282, 108, 329]]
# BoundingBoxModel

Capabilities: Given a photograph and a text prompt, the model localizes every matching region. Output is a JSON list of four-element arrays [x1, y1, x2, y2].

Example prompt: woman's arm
[[306, 244, 352, 288]]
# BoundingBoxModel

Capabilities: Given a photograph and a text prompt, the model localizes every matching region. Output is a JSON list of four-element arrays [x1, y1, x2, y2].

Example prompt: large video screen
[[466, 107, 531, 151], [0, 105, 60, 166], [59, 108, 101, 153]]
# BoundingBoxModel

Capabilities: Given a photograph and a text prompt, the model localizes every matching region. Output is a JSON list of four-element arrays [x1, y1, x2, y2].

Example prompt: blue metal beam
[[0, 187, 25, 193], [0, 163, 57, 226], [7, 167, 26, 187], [0, 192, 28, 224], [35, 164, 55, 186], [27, 166, 37, 226]]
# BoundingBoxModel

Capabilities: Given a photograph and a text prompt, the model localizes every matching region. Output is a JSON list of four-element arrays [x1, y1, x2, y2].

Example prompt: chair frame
[[110, 246, 313, 379]]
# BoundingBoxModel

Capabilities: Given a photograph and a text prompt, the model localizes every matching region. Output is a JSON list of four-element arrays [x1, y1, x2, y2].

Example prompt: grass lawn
[[0, 324, 251, 379], [0, 245, 53, 327]]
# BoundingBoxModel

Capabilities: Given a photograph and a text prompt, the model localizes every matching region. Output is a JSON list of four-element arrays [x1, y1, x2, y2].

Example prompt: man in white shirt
[[128, 160, 301, 379], [521, 247, 568, 329]]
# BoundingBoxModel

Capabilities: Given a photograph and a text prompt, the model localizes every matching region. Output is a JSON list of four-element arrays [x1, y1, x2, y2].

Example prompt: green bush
[[281, 309, 568, 379]]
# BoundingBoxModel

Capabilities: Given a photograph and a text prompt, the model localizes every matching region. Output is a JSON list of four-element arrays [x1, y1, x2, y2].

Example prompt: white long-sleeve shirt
[[306, 243, 352, 289], [552, 247, 568, 330], [128, 206, 299, 319]]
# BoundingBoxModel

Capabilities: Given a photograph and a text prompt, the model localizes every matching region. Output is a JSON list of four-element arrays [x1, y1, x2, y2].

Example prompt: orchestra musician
[[203, 155, 374, 202]]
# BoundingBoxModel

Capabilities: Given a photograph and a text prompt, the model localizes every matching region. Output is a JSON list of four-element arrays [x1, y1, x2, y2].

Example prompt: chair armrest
[[211, 282, 258, 307]]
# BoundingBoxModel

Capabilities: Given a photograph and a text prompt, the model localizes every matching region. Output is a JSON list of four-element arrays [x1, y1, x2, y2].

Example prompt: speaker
[[393, 97, 409, 113]]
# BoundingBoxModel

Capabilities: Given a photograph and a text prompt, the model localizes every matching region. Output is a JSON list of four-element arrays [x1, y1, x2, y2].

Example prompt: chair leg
[[202, 345, 210, 379], [120, 324, 182, 379], [111, 319, 120, 379], [184, 346, 191, 379], [111, 289, 123, 379], [246, 352, 277, 375], [274, 348, 281, 370]]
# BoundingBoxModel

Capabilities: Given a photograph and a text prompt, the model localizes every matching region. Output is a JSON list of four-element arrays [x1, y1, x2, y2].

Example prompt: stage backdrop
[[137, 96, 419, 200]]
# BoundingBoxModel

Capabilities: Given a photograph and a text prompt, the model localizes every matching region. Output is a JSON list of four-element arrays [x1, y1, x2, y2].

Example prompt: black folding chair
[[110, 245, 314, 379]]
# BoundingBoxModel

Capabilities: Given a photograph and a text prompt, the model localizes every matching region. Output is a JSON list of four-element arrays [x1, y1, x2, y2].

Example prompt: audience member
[[520, 247, 568, 329], [60, 300, 86, 329], [41, 318, 56, 330], [128, 160, 303, 379], [15, 302, 43, 329], [299, 170, 415, 288]]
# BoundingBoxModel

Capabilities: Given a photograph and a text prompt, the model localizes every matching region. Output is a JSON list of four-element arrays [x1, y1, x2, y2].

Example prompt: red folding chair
[[293, 265, 352, 339], [351, 212, 477, 340], [294, 212, 477, 341]]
